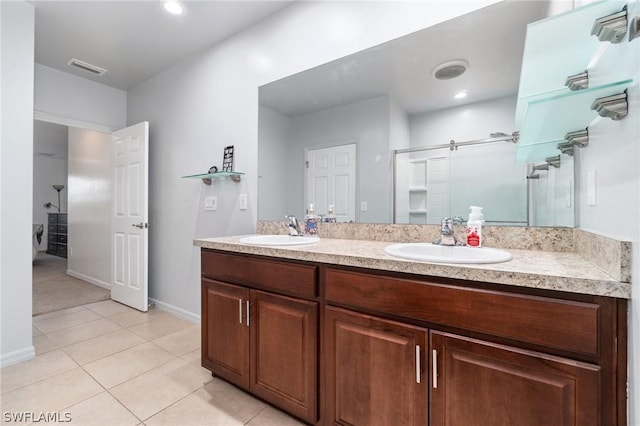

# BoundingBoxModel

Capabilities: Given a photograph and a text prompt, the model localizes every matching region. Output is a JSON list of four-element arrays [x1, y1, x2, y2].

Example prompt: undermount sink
[[384, 243, 512, 264], [239, 235, 320, 246]]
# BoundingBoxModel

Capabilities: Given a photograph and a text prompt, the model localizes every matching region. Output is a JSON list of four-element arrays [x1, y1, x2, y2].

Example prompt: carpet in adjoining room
[[32, 254, 110, 316]]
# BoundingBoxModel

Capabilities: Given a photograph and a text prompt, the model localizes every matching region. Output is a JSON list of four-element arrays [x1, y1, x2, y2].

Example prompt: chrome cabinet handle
[[416, 345, 421, 384], [246, 301, 250, 327], [238, 299, 243, 324], [432, 349, 438, 389]]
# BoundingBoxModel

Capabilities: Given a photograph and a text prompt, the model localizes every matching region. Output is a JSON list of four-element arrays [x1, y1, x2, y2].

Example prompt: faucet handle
[[451, 216, 465, 225], [285, 215, 302, 236]]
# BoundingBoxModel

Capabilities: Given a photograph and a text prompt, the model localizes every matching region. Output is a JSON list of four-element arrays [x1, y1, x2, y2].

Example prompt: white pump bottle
[[466, 206, 484, 247]]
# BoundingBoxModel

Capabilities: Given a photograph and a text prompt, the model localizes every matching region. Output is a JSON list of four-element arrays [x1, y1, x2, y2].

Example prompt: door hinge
[[305, 161, 309, 169]]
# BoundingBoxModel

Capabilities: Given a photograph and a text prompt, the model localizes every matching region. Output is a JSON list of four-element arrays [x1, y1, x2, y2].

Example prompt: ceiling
[[32, 0, 292, 90], [259, 1, 551, 117]]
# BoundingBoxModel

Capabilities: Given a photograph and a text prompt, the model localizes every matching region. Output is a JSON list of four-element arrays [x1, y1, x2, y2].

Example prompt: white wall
[[33, 120, 68, 251], [573, 0, 640, 419], [1, 0, 35, 367], [287, 96, 390, 223], [35, 63, 127, 131], [390, 97, 411, 223], [127, 0, 499, 316], [258, 106, 291, 221], [67, 128, 112, 288]]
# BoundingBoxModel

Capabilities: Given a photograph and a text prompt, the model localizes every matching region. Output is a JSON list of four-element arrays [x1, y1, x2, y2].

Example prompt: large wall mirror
[[258, 0, 575, 227]]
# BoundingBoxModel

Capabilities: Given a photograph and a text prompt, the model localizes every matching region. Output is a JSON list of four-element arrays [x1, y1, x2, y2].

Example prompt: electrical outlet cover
[[204, 196, 217, 211]]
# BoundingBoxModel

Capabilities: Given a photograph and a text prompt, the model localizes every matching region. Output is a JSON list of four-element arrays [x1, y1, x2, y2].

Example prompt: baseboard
[[149, 298, 200, 324], [1, 345, 36, 368], [66, 270, 111, 290]]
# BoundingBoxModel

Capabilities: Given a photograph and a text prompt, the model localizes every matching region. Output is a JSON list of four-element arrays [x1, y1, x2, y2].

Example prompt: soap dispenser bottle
[[466, 206, 484, 247], [304, 203, 319, 236]]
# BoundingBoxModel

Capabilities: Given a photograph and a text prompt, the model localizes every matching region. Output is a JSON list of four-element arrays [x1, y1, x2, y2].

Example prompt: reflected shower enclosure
[[393, 138, 527, 226]]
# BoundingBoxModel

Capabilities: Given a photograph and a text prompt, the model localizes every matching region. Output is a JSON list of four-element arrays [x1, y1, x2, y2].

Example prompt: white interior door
[[111, 121, 149, 311], [306, 144, 356, 222]]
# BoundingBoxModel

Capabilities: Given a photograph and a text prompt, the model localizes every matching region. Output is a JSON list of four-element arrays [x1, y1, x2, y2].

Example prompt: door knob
[[132, 223, 149, 229]]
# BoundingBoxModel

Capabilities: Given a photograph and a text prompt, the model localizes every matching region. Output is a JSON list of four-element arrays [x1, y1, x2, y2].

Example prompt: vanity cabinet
[[201, 250, 319, 424], [323, 266, 625, 426], [201, 250, 626, 425], [324, 306, 427, 426], [430, 331, 599, 426]]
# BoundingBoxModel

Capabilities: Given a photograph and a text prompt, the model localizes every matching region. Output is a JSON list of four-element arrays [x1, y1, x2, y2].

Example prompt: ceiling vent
[[432, 60, 469, 80], [67, 58, 107, 76]]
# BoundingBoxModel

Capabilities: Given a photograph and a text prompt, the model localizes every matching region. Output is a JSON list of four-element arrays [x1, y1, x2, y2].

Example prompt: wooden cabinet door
[[250, 290, 318, 423], [430, 331, 600, 426], [201, 278, 250, 388], [325, 306, 428, 426]]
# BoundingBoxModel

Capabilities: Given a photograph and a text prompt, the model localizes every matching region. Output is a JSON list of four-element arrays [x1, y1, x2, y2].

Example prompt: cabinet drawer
[[48, 224, 58, 233], [57, 234, 67, 244], [325, 268, 601, 356], [202, 250, 317, 298], [57, 214, 67, 224], [48, 214, 58, 224], [57, 224, 67, 234]]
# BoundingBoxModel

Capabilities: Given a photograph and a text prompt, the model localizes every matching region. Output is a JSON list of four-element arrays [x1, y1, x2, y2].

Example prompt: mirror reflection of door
[[305, 143, 356, 222]]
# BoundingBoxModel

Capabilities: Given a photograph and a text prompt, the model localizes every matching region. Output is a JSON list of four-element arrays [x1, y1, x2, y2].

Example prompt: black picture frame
[[222, 145, 234, 172]]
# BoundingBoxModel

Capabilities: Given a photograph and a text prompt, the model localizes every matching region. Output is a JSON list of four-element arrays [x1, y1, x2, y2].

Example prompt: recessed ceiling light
[[163, 1, 184, 15], [432, 60, 469, 80], [454, 90, 469, 99]]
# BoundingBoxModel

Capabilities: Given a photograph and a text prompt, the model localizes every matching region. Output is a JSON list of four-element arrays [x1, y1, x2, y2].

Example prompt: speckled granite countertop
[[194, 235, 630, 299]]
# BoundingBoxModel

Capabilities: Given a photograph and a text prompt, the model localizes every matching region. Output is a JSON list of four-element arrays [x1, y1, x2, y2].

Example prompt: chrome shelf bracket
[[565, 71, 589, 91], [591, 91, 628, 120], [592, 6, 628, 43]]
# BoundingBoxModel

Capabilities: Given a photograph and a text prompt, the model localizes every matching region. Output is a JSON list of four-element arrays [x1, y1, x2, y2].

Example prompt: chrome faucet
[[285, 215, 303, 236], [434, 216, 464, 246]]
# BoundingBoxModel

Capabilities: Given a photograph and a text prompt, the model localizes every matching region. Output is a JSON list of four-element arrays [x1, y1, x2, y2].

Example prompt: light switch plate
[[360, 201, 368, 212], [239, 194, 248, 210], [204, 196, 217, 211], [587, 171, 596, 206]]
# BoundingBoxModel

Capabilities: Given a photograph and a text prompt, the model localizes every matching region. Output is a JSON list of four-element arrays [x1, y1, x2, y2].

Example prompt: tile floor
[[1, 300, 303, 425]]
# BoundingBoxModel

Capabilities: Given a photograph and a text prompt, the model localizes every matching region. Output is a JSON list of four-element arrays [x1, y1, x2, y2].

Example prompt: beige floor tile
[[1, 350, 77, 394], [152, 325, 200, 357], [127, 314, 194, 340], [145, 388, 246, 426], [62, 329, 146, 365], [33, 305, 88, 322], [33, 334, 59, 355], [0, 368, 103, 414], [63, 391, 140, 426], [85, 300, 137, 317], [109, 310, 153, 327], [33, 309, 102, 334], [44, 318, 122, 347], [83, 342, 177, 389], [197, 379, 268, 423], [109, 358, 214, 421], [33, 325, 43, 336], [246, 406, 305, 426], [180, 348, 201, 362]]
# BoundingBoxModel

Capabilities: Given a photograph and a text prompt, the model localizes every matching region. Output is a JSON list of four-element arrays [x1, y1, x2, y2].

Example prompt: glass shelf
[[518, 0, 626, 97], [515, 0, 628, 128], [182, 171, 244, 185], [516, 139, 566, 164], [515, 78, 632, 162]]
